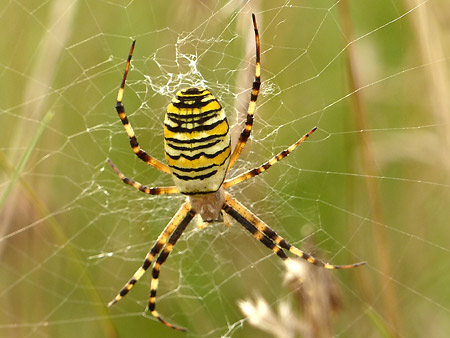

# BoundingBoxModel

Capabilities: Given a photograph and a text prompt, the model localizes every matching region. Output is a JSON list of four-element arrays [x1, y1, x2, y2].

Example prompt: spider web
[[1, 0, 449, 337]]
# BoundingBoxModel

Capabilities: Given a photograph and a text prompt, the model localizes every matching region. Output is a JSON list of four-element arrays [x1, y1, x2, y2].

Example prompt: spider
[[107, 14, 365, 332]]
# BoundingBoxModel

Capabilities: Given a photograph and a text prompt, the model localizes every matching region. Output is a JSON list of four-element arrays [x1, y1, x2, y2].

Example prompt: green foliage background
[[1, 1, 449, 337]]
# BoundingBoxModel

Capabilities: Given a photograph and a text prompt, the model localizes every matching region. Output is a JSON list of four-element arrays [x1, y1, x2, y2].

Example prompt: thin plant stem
[[338, 1, 401, 336]]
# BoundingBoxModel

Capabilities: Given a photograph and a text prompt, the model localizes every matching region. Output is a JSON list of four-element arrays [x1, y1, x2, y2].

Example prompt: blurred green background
[[1, 0, 449, 337]]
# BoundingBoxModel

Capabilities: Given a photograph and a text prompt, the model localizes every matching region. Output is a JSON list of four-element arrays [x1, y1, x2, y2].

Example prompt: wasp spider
[[108, 14, 365, 331]]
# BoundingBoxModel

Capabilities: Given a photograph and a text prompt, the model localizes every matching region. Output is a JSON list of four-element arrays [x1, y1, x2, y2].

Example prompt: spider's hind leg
[[227, 13, 261, 170], [115, 40, 171, 174]]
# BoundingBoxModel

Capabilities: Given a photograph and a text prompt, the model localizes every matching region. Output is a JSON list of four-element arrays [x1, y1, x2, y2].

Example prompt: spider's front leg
[[146, 206, 196, 332], [108, 202, 195, 314], [223, 193, 365, 269]]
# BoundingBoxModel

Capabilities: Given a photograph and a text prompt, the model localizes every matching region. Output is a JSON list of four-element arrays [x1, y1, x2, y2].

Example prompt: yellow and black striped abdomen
[[164, 88, 231, 195]]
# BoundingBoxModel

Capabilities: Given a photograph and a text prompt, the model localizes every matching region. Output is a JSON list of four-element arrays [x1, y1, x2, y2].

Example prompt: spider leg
[[223, 194, 288, 260], [147, 207, 196, 332], [223, 193, 365, 269], [228, 13, 261, 170], [116, 40, 171, 174], [107, 159, 178, 195], [224, 127, 317, 188], [108, 202, 193, 307]]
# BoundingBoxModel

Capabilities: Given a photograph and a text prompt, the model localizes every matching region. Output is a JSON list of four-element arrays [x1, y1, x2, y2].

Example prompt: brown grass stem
[[338, 1, 401, 336]]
